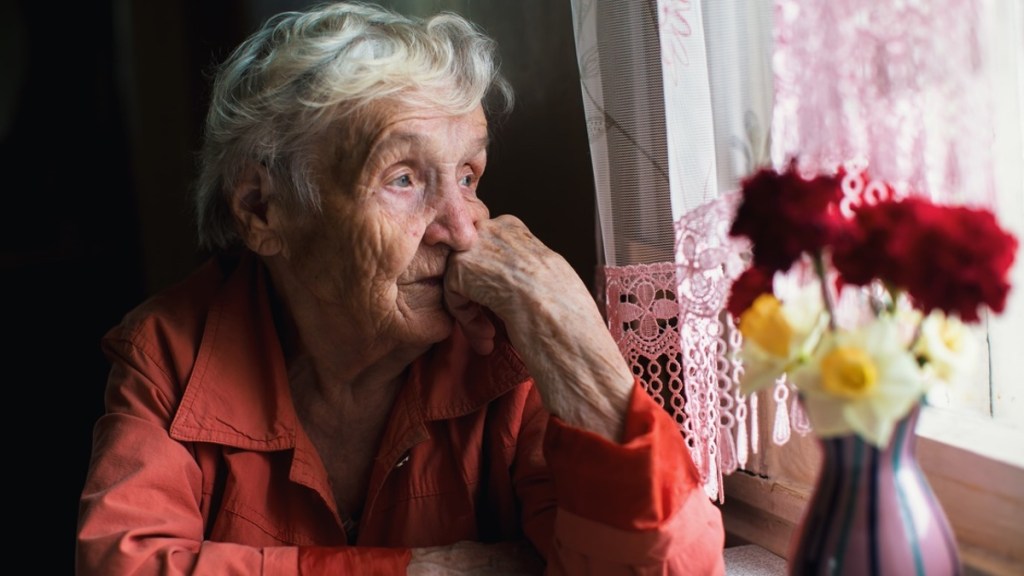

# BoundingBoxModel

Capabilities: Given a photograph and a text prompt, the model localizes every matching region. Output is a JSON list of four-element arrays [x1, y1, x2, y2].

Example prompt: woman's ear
[[231, 162, 284, 256]]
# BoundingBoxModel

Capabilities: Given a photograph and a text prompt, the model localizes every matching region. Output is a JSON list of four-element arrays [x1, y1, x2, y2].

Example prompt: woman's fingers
[[445, 215, 566, 314], [444, 288, 496, 355]]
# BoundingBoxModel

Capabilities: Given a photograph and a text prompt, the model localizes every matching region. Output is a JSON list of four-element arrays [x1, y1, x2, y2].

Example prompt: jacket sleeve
[[519, 378, 726, 575], [75, 337, 412, 575]]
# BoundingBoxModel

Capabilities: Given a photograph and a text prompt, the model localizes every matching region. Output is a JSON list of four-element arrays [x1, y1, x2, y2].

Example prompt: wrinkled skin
[[258, 104, 492, 366], [444, 214, 635, 437], [232, 100, 633, 574]]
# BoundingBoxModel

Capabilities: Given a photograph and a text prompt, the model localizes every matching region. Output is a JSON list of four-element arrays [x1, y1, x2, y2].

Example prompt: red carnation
[[833, 197, 1019, 322], [727, 265, 775, 318], [729, 160, 847, 274]]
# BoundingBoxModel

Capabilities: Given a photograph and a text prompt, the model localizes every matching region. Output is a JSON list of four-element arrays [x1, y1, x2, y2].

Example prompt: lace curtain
[[570, 0, 999, 502]]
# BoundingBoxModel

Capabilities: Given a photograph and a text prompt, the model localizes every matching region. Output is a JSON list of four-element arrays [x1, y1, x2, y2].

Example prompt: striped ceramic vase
[[788, 403, 962, 575]]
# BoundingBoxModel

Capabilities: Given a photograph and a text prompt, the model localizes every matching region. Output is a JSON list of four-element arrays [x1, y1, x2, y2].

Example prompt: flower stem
[[814, 252, 837, 331], [884, 283, 900, 315]]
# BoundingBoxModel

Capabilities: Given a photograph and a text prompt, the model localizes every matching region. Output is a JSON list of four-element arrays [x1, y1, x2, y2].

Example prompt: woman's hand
[[444, 215, 633, 442], [408, 540, 545, 576]]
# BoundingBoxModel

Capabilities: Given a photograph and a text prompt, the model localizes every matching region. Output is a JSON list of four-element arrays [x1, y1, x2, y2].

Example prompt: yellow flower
[[820, 346, 878, 399], [738, 280, 825, 396], [739, 294, 793, 357], [793, 316, 924, 447]]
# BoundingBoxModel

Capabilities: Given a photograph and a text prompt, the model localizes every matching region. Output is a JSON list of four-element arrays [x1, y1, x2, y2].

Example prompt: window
[[571, 0, 1024, 571], [722, 2, 1024, 571], [924, 0, 1024, 437]]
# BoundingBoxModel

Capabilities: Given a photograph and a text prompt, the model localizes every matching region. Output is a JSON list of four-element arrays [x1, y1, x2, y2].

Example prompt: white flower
[[792, 315, 925, 447], [914, 311, 978, 390]]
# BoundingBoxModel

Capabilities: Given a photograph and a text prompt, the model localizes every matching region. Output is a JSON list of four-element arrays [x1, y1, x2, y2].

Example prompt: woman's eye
[[390, 174, 414, 188], [459, 174, 475, 187]]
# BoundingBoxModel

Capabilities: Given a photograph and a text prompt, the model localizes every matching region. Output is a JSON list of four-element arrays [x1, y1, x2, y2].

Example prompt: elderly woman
[[76, 2, 724, 574]]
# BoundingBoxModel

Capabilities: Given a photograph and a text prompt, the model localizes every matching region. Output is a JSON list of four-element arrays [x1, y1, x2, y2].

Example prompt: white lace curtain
[[569, 0, 1000, 502]]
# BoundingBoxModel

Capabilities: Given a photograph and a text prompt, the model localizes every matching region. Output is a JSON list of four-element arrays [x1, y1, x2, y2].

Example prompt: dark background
[[2, 1, 595, 573]]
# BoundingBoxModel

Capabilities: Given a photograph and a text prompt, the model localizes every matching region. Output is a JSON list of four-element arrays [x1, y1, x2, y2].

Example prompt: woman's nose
[[423, 183, 486, 251]]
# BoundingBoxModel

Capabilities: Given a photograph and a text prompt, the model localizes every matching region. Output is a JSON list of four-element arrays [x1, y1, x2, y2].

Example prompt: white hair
[[193, 1, 514, 251]]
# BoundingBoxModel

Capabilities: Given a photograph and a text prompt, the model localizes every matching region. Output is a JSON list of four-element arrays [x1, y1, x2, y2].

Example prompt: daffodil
[[913, 311, 978, 389], [793, 316, 924, 447], [737, 279, 825, 396]]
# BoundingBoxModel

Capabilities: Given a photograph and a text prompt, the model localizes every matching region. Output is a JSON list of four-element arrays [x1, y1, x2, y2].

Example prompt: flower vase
[[788, 403, 962, 575]]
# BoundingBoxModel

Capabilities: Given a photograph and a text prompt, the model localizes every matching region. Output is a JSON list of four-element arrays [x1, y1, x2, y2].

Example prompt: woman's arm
[[444, 215, 634, 442], [444, 215, 726, 575]]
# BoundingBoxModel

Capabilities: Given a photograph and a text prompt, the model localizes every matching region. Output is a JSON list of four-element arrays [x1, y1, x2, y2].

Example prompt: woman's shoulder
[[99, 252, 254, 392]]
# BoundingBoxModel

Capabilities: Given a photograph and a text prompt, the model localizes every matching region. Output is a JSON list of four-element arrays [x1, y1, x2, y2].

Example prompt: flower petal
[[801, 392, 854, 438]]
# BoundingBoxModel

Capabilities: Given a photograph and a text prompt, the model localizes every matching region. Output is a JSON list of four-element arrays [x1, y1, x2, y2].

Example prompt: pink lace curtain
[[571, 0, 998, 502]]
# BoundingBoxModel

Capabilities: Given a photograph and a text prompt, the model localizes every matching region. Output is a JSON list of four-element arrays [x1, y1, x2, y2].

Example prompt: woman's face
[[275, 102, 491, 349]]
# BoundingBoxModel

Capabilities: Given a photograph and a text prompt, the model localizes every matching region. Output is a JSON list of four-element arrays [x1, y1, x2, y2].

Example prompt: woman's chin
[[400, 308, 456, 347]]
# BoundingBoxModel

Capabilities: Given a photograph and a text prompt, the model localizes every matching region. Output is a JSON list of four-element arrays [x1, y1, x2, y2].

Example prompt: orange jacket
[[76, 253, 725, 574]]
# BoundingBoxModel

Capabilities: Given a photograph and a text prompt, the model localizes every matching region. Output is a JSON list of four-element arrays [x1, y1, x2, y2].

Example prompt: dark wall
[[4, 2, 145, 574], [1, 1, 594, 573]]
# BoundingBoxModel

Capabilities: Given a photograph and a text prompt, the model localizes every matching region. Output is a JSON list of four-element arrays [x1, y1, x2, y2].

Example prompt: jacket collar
[[168, 253, 530, 451], [169, 253, 298, 450]]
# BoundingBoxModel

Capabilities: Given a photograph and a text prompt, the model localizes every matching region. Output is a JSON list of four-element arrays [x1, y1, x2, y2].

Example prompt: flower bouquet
[[727, 160, 1018, 447], [725, 160, 1018, 575]]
